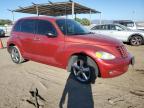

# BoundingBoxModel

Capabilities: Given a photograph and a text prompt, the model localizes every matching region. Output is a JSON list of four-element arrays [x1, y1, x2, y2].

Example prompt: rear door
[[33, 19, 64, 65], [91, 25, 112, 37], [19, 19, 36, 57], [98, 25, 112, 36], [90, 25, 102, 34]]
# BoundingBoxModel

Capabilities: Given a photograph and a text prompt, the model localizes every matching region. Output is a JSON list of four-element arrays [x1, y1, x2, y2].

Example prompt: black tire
[[10, 46, 25, 64], [130, 35, 143, 46], [67, 55, 99, 84]]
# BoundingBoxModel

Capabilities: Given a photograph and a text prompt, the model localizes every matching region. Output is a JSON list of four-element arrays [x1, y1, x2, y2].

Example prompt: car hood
[[65, 34, 123, 46], [126, 29, 144, 35]]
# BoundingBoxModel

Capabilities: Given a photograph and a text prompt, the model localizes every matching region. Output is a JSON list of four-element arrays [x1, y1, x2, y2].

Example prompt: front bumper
[[96, 53, 134, 78]]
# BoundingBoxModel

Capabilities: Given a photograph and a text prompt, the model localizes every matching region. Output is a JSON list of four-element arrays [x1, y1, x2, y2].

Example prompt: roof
[[16, 16, 64, 22], [113, 20, 134, 23], [13, 1, 101, 16], [17, 16, 59, 20]]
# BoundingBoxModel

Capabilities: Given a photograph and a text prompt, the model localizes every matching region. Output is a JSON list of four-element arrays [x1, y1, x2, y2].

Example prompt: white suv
[[90, 24, 144, 46]]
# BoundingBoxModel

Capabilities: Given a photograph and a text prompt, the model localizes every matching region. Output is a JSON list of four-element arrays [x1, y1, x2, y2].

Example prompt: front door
[[33, 19, 64, 66], [109, 25, 128, 41]]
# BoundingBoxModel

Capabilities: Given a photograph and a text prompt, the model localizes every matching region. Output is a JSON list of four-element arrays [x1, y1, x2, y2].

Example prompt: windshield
[[56, 19, 91, 35], [117, 24, 131, 30], [126, 22, 134, 27], [119, 22, 134, 27]]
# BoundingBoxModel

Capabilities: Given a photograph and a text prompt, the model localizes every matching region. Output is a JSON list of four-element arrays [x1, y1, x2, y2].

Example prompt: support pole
[[99, 12, 102, 24], [32, 3, 39, 16], [65, 3, 67, 19], [36, 5, 39, 16], [12, 11, 15, 24], [89, 10, 92, 25], [8, 9, 15, 24], [72, 2, 74, 19], [75, 13, 77, 20]]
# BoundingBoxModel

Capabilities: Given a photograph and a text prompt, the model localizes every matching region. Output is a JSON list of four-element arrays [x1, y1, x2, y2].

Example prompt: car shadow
[[59, 73, 94, 108], [0, 36, 9, 38], [123, 42, 144, 46]]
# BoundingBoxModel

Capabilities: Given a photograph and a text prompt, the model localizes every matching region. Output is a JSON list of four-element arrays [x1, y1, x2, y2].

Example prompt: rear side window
[[13, 20, 21, 32], [91, 25, 101, 30], [91, 25, 110, 30], [21, 19, 35, 33], [101, 25, 110, 30], [36, 20, 57, 36]]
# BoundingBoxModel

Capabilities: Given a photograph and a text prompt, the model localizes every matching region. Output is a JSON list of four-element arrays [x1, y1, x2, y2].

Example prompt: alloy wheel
[[11, 47, 20, 63], [130, 36, 143, 45], [72, 60, 91, 82]]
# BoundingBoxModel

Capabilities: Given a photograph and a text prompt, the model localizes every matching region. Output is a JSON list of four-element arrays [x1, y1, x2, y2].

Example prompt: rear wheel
[[130, 35, 143, 46], [68, 55, 99, 84], [10, 46, 24, 64]]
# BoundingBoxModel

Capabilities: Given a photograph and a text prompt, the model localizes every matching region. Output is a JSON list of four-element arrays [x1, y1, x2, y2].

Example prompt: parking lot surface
[[0, 37, 144, 108]]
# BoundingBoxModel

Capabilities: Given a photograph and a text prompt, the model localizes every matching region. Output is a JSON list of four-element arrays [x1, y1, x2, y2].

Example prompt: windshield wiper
[[87, 32, 94, 34], [67, 33, 85, 35], [67, 32, 94, 35]]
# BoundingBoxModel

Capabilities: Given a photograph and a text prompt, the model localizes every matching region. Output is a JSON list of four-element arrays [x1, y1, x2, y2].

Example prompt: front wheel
[[68, 56, 99, 84], [130, 36, 143, 46]]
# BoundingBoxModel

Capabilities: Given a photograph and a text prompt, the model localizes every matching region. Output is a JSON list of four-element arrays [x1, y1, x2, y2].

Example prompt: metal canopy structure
[[13, 1, 101, 17]]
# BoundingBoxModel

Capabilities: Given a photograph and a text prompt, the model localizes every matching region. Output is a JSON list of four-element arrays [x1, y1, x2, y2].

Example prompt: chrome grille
[[117, 45, 128, 58]]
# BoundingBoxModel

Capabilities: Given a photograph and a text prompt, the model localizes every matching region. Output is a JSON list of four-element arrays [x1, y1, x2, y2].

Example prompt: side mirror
[[46, 32, 57, 38]]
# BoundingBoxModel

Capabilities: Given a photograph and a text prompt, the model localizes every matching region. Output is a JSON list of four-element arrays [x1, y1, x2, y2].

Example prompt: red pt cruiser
[[7, 17, 134, 83]]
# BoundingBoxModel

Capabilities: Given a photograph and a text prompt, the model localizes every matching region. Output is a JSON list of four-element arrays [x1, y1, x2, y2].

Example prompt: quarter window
[[13, 20, 21, 32]]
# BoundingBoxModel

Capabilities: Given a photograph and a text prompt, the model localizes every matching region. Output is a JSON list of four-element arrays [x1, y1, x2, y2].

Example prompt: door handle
[[33, 37, 40, 41]]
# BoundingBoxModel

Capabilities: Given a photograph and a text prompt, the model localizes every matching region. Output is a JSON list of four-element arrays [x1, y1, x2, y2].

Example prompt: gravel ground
[[0, 37, 144, 108]]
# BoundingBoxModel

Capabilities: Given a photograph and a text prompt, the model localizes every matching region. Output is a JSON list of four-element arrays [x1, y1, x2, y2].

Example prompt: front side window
[[110, 25, 124, 31], [56, 19, 90, 35], [115, 25, 124, 31], [110, 25, 116, 30], [36, 20, 57, 36], [21, 19, 35, 33]]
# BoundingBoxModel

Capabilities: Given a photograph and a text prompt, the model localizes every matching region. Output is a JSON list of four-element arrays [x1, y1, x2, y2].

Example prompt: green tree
[[75, 18, 90, 26], [0, 19, 12, 25], [81, 18, 90, 26]]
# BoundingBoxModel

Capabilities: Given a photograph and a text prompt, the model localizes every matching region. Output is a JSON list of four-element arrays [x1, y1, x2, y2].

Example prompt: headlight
[[95, 51, 115, 60]]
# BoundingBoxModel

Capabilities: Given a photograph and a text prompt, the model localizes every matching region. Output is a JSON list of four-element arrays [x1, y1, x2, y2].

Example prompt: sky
[[0, 0, 144, 21]]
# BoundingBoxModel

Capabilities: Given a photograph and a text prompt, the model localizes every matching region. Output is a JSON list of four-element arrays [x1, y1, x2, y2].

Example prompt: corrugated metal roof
[[14, 1, 101, 16]]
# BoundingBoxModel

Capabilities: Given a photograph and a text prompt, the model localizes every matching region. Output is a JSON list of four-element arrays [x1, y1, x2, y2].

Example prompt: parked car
[[0, 29, 5, 37], [7, 17, 134, 83], [90, 24, 144, 46], [113, 20, 144, 31]]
